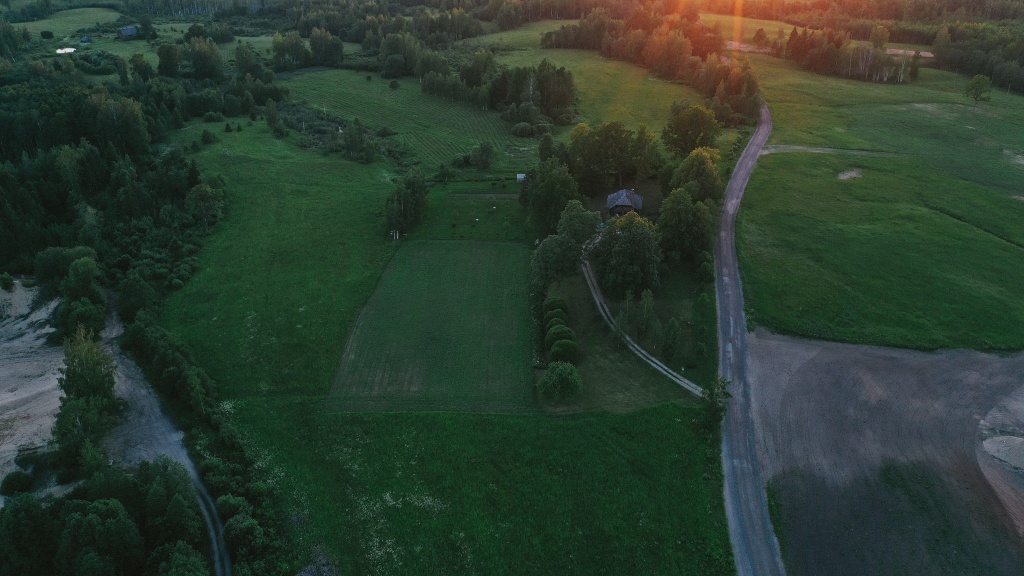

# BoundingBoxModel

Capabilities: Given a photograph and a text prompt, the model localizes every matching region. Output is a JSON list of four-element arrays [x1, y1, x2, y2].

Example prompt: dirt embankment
[[748, 329, 1024, 575]]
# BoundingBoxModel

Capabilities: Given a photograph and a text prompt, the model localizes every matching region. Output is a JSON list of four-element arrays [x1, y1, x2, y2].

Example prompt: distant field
[[496, 47, 705, 135], [738, 153, 1024, 350], [461, 19, 567, 50], [329, 240, 534, 413], [20, 7, 122, 36], [283, 68, 535, 175]]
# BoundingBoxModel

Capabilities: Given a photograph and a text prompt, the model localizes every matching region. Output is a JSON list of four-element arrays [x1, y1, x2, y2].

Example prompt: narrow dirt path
[[715, 103, 788, 576], [579, 261, 703, 397], [759, 145, 901, 157]]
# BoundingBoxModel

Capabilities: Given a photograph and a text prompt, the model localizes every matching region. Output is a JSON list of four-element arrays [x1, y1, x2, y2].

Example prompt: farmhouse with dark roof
[[606, 189, 643, 217]]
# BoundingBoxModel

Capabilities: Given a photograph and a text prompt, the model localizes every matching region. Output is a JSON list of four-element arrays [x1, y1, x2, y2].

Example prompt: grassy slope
[[19, 7, 121, 35], [735, 49, 1024, 349], [164, 117, 732, 573], [283, 68, 536, 175], [329, 240, 534, 413]]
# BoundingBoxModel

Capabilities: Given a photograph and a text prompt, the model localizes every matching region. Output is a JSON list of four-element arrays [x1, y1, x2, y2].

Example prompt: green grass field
[[738, 153, 1024, 349], [161, 111, 732, 573], [329, 240, 534, 413], [19, 7, 122, 36], [730, 34, 1024, 349], [283, 68, 536, 175]]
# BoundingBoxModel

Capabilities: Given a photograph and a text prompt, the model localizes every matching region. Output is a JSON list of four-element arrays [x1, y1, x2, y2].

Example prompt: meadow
[[329, 239, 534, 413], [738, 153, 1024, 349], [163, 106, 731, 572], [18, 7, 122, 36], [733, 43, 1024, 349], [283, 68, 536, 175]]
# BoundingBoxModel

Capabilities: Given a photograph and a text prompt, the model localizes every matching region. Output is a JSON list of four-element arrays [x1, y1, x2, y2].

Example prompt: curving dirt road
[[715, 103, 787, 576]]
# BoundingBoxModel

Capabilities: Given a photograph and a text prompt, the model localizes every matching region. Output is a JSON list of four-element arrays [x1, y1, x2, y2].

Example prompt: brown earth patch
[[837, 169, 862, 180], [748, 329, 1024, 575]]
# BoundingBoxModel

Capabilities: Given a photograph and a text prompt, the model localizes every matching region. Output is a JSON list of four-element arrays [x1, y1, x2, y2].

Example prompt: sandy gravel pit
[[748, 329, 1024, 575]]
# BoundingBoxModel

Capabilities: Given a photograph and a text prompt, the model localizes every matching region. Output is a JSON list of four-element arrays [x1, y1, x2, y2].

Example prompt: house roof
[[119, 26, 138, 36], [606, 189, 643, 211]]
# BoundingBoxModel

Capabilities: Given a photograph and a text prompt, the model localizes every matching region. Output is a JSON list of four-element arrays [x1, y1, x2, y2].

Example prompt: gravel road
[[715, 102, 788, 576]]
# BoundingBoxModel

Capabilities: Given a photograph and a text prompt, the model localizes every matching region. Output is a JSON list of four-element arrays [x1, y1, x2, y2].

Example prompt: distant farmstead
[[606, 189, 643, 217], [117, 26, 139, 39]]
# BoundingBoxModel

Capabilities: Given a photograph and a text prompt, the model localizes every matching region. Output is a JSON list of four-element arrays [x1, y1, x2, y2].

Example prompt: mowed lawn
[[283, 68, 535, 174], [329, 240, 534, 413], [738, 153, 1024, 350]]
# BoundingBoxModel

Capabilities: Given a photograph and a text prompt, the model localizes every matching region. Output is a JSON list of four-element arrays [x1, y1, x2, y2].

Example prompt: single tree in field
[[965, 74, 992, 102], [752, 28, 769, 49], [662, 105, 721, 159]]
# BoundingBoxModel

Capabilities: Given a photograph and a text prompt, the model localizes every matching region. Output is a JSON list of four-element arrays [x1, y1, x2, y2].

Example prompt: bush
[[543, 308, 567, 327], [389, 80, 400, 90], [0, 469, 33, 495], [0, 272, 13, 290], [201, 129, 217, 144], [543, 296, 568, 315], [203, 111, 225, 122], [536, 361, 582, 399], [40, 31, 53, 39], [545, 325, 575, 349], [224, 122, 233, 133], [549, 339, 579, 364], [545, 317, 566, 333], [511, 122, 534, 137]]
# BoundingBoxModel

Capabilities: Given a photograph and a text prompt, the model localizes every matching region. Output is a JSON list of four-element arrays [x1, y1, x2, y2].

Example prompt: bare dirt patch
[[837, 168, 862, 180], [748, 329, 1024, 575]]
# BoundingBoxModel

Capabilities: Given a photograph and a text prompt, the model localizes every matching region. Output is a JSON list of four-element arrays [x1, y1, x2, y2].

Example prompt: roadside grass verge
[[738, 153, 1024, 350], [328, 239, 534, 413], [282, 68, 536, 174]]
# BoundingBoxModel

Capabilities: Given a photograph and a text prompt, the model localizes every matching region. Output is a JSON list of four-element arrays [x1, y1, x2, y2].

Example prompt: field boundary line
[[579, 261, 704, 398]]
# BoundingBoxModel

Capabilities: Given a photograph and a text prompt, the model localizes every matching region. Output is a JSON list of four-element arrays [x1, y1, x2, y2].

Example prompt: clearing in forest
[[328, 240, 534, 413]]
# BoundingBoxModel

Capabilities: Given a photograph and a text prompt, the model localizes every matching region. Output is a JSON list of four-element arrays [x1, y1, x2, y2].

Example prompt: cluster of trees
[[422, 56, 578, 132], [933, 23, 1024, 94], [0, 458, 211, 576], [702, 0, 1024, 27], [0, 21, 307, 574], [385, 170, 429, 235], [782, 26, 919, 83], [541, 9, 761, 123], [270, 27, 345, 70]]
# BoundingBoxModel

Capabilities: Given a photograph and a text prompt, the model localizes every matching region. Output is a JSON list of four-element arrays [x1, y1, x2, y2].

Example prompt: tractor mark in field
[[759, 145, 902, 157]]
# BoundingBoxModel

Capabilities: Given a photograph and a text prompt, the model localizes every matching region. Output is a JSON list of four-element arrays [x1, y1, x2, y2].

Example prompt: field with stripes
[[283, 68, 536, 175]]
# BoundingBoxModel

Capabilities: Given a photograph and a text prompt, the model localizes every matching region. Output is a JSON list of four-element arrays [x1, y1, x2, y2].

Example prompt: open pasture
[[283, 68, 535, 174], [738, 153, 1024, 350], [495, 47, 705, 135], [414, 182, 542, 242], [329, 240, 534, 413], [20, 7, 122, 36]]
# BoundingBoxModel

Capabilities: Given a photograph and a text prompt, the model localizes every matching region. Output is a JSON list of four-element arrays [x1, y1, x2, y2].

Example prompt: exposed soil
[[748, 329, 1024, 575], [837, 169, 862, 180]]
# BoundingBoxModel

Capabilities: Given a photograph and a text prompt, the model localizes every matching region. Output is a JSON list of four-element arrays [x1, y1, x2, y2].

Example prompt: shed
[[117, 26, 139, 39], [606, 189, 643, 217], [516, 173, 526, 183], [80, 36, 92, 43]]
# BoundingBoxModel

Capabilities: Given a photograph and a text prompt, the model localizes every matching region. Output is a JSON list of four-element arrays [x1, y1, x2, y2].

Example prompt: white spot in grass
[[837, 169, 862, 180]]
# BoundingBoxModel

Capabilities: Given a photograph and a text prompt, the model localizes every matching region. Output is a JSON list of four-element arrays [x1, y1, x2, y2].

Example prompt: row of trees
[[783, 26, 920, 83]]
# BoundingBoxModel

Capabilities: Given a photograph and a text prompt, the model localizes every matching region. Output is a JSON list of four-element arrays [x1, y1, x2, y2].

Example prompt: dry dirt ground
[[0, 282, 191, 500], [748, 329, 1024, 575]]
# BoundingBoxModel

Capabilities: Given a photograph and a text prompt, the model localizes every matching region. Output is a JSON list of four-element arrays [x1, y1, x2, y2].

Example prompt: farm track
[[579, 261, 703, 398], [716, 103, 787, 576], [759, 144, 902, 157]]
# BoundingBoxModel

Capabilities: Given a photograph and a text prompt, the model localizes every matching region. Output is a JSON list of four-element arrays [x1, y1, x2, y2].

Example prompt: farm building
[[80, 36, 93, 43], [606, 189, 643, 217], [117, 26, 139, 39]]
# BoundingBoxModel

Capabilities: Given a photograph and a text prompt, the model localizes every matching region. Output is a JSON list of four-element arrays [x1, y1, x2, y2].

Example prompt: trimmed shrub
[[0, 272, 13, 290], [511, 122, 534, 137], [543, 309, 567, 327], [545, 325, 575, 349], [0, 469, 33, 495], [543, 296, 568, 315], [549, 339, 579, 364], [536, 361, 583, 399], [545, 317, 566, 333]]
